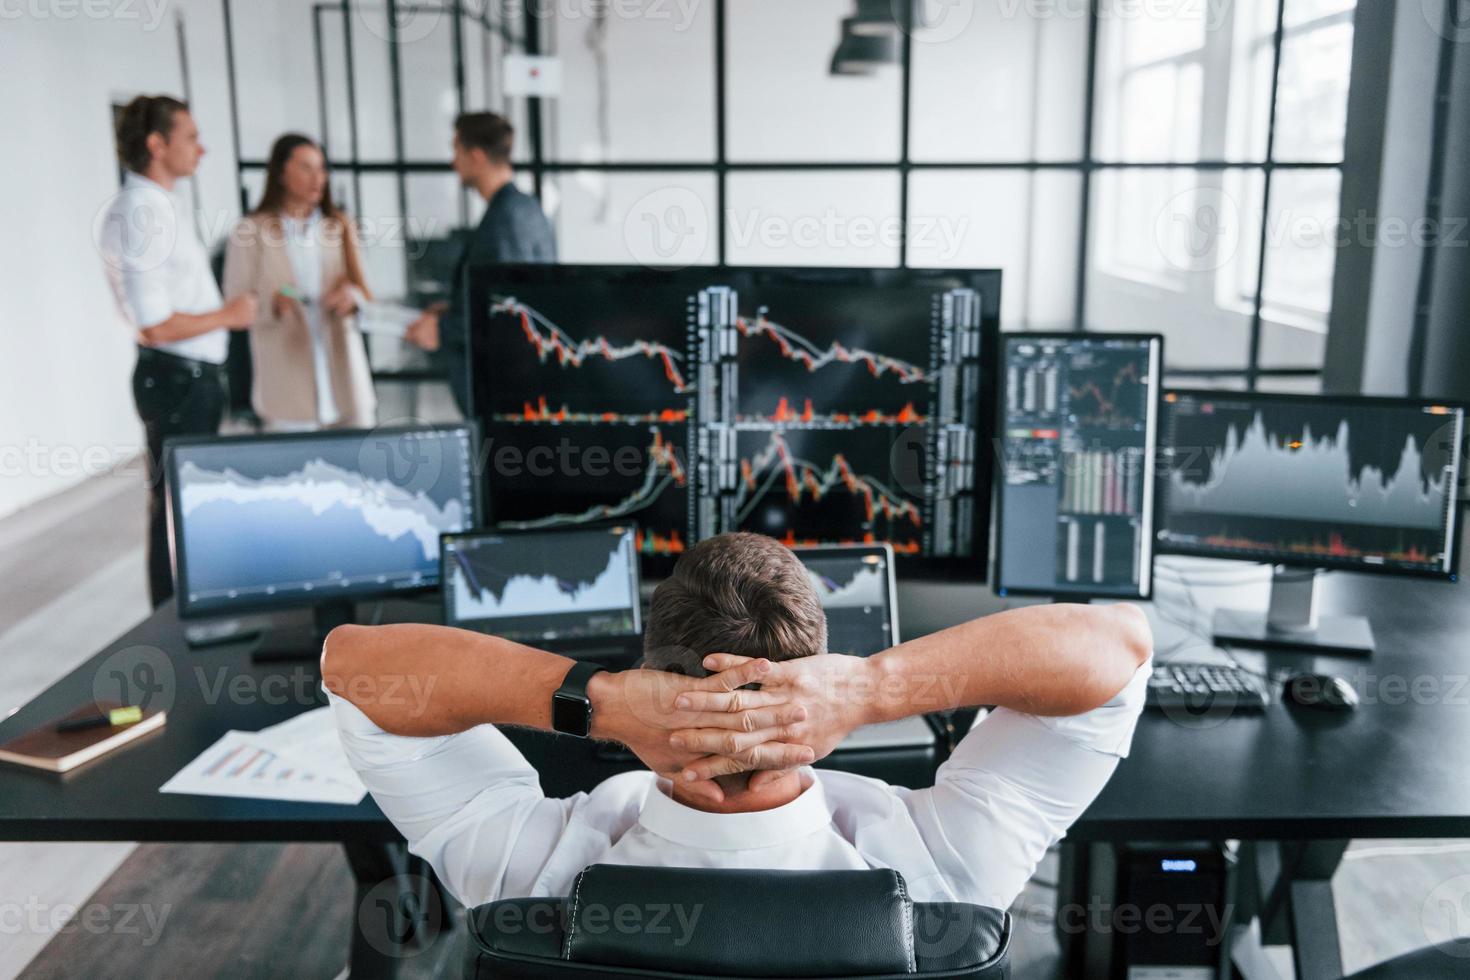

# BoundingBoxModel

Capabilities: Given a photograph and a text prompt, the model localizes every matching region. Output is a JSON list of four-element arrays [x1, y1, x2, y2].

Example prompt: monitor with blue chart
[[165, 424, 480, 656]]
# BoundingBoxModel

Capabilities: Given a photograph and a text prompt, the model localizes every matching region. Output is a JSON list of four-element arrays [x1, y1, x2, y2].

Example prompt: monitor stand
[[1211, 566, 1374, 656], [184, 617, 263, 649], [250, 599, 356, 664]]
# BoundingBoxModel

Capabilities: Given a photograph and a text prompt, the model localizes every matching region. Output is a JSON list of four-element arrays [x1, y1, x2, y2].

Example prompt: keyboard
[[1146, 662, 1271, 712]]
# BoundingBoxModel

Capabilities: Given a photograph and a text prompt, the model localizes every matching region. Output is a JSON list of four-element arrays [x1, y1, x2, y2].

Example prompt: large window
[[227, 0, 1358, 388]]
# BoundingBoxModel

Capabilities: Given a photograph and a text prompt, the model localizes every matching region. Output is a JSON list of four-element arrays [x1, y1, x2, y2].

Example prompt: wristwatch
[[552, 661, 606, 738]]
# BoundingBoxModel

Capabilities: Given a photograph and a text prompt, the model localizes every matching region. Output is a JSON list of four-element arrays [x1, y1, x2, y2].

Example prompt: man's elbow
[[1112, 603, 1153, 669], [320, 623, 369, 698]]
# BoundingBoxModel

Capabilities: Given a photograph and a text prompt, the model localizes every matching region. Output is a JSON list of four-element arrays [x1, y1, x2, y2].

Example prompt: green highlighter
[[56, 705, 143, 733], [279, 284, 311, 304]]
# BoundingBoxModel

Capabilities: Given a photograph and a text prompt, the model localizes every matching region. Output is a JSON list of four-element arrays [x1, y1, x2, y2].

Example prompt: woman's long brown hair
[[253, 133, 369, 296]]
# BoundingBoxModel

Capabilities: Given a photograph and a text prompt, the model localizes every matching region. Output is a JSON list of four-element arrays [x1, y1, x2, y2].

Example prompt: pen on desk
[[57, 706, 143, 733]]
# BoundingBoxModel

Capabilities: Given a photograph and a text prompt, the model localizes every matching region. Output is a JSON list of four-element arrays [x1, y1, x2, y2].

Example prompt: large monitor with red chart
[[467, 265, 1000, 580]]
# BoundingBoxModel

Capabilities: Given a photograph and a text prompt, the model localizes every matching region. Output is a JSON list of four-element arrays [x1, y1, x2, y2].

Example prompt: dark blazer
[[441, 182, 557, 414]]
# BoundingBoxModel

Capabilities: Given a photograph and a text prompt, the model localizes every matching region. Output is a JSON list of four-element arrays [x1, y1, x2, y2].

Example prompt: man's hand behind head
[[589, 659, 817, 805], [669, 653, 878, 788]]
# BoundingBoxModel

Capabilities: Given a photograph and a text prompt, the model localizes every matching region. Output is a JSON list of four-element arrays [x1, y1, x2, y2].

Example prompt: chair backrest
[[465, 865, 1011, 980]]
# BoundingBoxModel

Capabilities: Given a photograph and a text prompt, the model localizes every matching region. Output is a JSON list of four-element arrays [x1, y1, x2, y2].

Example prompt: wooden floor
[[3, 420, 1468, 977], [16, 843, 465, 980]]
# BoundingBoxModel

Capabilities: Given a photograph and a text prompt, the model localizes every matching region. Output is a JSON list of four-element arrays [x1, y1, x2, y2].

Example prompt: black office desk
[[5, 571, 1469, 978], [1073, 571, 1470, 980], [1082, 571, 1470, 842], [0, 599, 937, 978]]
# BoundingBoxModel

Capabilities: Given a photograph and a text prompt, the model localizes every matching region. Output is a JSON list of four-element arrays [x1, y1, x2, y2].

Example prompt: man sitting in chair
[[322, 532, 1151, 911]]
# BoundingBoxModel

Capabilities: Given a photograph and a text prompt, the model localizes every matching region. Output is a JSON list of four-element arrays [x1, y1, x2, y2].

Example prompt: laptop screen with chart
[[794, 544, 935, 750], [794, 544, 899, 657], [441, 524, 643, 643]]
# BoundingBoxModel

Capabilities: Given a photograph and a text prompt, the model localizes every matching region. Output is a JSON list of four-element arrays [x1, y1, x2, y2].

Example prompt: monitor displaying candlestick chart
[[166, 424, 479, 617], [1157, 391, 1465, 577], [469, 266, 1000, 580], [995, 334, 1161, 599], [441, 525, 642, 643]]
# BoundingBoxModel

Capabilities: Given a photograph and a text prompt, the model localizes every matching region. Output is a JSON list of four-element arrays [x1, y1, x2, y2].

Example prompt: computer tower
[[1061, 842, 1236, 980]]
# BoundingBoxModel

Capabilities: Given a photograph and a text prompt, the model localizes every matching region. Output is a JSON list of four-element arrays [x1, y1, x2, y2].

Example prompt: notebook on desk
[[0, 702, 166, 774]]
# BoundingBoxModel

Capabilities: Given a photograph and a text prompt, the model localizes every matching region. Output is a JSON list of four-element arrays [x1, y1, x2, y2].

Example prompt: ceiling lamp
[[849, 0, 900, 36], [829, 13, 899, 75]]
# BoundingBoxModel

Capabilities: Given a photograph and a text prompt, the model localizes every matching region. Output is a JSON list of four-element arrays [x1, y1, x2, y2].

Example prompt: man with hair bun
[[99, 95, 257, 606]]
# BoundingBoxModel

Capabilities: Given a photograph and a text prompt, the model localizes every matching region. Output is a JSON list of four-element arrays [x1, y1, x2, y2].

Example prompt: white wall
[[0, 0, 242, 519]]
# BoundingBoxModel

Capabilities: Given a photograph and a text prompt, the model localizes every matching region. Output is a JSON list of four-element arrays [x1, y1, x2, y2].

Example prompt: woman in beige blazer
[[224, 134, 376, 430]]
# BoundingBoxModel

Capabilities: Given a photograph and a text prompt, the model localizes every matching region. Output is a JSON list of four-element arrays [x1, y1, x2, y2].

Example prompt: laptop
[[795, 544, 939, 751], [440, 524, 644, 661]]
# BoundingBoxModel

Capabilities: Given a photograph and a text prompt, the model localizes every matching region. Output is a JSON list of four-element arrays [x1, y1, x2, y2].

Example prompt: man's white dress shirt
[[329, 660, 1149, 912], [99, 171, 228, 364]]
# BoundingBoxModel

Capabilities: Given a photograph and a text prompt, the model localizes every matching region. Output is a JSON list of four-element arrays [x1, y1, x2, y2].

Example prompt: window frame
[[221, 0, 1355, 388]]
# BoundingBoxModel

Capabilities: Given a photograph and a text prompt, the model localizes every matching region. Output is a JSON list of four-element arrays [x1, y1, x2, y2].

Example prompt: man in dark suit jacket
[[406, 112, 556, 415]]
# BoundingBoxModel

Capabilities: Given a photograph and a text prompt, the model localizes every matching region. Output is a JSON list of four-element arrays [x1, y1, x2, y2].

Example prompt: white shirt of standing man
[[98, 171, 228, 364]]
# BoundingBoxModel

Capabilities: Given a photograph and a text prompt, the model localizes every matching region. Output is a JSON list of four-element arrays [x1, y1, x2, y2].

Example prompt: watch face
[[553, 691, 593, 737]]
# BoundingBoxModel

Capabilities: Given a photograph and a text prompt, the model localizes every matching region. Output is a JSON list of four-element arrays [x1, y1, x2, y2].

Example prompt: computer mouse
[[1282, 673, 1359, 711]]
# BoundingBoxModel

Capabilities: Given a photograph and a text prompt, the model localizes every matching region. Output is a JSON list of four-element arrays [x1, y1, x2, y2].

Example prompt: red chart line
[[737, 432, 921, 529], [736, 314, 928, 384], [498, 300, 691, 392]]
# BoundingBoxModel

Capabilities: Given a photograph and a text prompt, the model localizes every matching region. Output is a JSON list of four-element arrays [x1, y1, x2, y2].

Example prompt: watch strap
[[557, 661, 605, 699], [552, 661, 605, 737]]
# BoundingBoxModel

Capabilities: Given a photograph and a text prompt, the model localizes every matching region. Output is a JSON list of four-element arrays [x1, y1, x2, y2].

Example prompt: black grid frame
[[220, 0, 1356, 389]]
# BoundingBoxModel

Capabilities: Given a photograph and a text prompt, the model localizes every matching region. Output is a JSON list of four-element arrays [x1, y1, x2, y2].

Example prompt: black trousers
[[132, 347, 226, 608]]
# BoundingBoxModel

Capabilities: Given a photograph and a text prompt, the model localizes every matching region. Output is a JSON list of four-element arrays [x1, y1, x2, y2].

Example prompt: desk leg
[[1254, 840, 1349, 980], [342, 841, 447, 980]]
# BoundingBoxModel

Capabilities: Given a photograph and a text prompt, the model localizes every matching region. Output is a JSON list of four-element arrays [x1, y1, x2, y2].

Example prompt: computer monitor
[[467, 265, 1000, 581], [166, 424, 480, 648], [441, 524, 642, 646], [1157, 390, 1465, 653], [994, 333, 1162, 600], [794, 544, 899, 657]]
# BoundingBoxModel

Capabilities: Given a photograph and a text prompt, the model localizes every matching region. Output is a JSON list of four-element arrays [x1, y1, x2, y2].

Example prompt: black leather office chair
[[465, 865, 1011, 979]]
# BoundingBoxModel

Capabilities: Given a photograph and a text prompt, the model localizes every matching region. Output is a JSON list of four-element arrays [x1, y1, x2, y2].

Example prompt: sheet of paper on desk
[[252, 706, 364, 795], [160, 730, 365, 805]]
